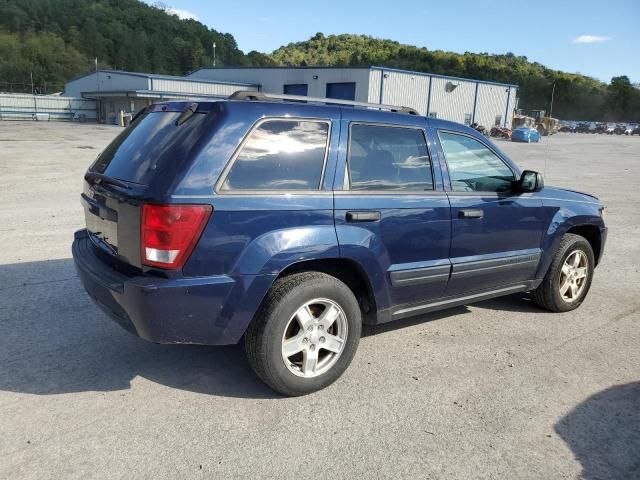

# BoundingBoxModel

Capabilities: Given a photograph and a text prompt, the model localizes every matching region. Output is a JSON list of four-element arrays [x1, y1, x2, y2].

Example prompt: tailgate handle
[[81, 193, 118, 221], [346, 211, 381, 222], [459, 208, 484, 219]]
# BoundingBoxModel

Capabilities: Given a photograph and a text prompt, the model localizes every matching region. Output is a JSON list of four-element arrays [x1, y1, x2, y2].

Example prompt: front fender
[[232, 225, 340, 275], [536, 205, 604, 279]]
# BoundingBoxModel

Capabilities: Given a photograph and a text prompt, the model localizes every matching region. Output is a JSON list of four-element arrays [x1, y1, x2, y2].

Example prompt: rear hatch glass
[[84, 102, 214, 268], [89, 103, 210, 185]]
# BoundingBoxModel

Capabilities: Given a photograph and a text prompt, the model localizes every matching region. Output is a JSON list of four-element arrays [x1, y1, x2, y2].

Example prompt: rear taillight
[[141, 204, 212, 269]]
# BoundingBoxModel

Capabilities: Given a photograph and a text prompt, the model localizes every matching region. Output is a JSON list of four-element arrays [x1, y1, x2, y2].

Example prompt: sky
[[151, 0, 640, 83]]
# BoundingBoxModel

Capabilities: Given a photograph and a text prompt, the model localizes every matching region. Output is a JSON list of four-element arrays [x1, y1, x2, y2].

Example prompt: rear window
[[221, 119, 329, 191], [90, 108, 208, 185]]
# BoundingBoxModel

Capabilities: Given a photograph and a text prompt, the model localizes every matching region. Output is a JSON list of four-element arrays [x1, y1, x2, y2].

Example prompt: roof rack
[[228, 90, 419, 115]]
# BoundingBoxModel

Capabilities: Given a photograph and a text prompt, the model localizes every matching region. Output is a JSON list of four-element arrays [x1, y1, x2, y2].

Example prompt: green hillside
[[0, 1, 638, 121], [0, 0, 255, 92], [272, 33, 639, 122]]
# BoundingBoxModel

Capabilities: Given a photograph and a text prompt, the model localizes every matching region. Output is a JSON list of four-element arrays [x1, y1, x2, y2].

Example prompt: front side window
[[222, 120, 329, 190], [348, 124, 433, 191], [439, 131, 514, 193]]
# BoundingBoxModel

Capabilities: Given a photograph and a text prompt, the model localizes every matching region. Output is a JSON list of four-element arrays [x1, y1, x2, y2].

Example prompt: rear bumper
[[72, 229, 272, 345]]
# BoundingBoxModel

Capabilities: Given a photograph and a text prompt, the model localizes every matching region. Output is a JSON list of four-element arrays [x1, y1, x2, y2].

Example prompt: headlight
[[600, 207, 606, 221]]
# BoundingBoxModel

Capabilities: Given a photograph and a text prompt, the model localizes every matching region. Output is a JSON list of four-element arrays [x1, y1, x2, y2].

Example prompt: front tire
[[245, 272, 362, 396], [532, 234, 595, 312]]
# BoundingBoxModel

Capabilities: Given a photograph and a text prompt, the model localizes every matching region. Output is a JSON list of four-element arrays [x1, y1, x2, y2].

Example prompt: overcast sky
[[153, 0, 640, 83]]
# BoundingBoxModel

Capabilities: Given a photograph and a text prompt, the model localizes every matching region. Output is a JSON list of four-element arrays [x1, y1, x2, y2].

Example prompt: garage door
[[326, 82, 356, 100], [283, 84, 308, 96]]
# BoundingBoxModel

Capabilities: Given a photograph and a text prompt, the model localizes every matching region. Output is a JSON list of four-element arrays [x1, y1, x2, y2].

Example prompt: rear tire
[[532, 234, 595, 312], [244, 272, 362, 396]]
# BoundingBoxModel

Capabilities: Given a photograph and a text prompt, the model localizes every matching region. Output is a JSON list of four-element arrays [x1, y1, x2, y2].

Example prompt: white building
[[63, 70, 258, 124], [187, 66, 518, 128], [63, 66, 517, 128]]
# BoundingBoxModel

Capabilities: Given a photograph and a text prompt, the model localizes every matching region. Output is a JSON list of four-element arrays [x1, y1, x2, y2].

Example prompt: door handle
[[346, 211, 381, 222], [458, 208, 483, 219]]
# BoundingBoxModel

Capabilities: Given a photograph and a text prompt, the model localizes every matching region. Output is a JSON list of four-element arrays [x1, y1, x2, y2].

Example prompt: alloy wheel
[[281, 298, 348, 378], [559, 250, 589, 302]]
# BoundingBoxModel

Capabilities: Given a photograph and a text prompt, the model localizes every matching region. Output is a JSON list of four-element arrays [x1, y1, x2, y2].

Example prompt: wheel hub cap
[[281, 298, 348, 378], [559, 250, 589, 302]]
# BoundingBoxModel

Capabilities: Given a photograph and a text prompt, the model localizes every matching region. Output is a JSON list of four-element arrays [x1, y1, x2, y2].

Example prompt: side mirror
[[518, 170, 544, 192]]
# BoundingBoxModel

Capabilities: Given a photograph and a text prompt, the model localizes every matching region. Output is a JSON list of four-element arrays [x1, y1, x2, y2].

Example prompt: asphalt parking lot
[[1, 121, 639, 479]]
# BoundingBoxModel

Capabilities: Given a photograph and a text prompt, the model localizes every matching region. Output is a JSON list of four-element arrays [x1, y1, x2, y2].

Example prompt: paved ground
[[1, 121, 638, 479]]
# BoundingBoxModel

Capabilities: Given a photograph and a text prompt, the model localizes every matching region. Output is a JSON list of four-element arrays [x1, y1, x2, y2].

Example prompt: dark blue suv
[[72, 92, 607, 396]]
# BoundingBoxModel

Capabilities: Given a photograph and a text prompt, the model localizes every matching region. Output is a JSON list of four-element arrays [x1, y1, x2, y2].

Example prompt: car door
[[433, 127, 547, 296], [333, 110, 451, 318]]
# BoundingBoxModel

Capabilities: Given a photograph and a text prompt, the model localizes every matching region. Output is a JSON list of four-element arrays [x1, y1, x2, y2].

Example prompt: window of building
[[222, 120, 329, 191], [347, 124, 433, 191], [495, 115, 502, 126], [439, 131, 514, 193], [283, 84, 308, 96], [464, 113, 472, 125]]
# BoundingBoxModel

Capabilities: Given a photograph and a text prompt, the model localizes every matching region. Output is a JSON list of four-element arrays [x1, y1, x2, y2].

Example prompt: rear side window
[[347, 124, 433, 191], [221, 120, 329, 191]]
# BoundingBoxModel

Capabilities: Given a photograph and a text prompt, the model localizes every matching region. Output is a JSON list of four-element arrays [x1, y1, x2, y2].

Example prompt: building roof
[[188, 65, 518, 89], [66, 69, 259, 87], [80, 90, 232, 100]]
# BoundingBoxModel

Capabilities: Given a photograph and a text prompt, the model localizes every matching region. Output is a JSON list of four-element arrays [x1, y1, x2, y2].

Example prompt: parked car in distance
[[626, 124, 640, 135], [72, 92, 607, 396], [511, 127, 541, 143], [614, 124, 627, 135], [490, 126, 512, 138], [574, 122, 591, 133], [605, 123, 616, 135]]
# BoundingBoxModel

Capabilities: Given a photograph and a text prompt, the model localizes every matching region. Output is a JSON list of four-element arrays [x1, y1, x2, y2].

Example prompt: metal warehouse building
[[63, 70, 258, 124], [187, 66, 518, 128], [62, 66, 517, 128]]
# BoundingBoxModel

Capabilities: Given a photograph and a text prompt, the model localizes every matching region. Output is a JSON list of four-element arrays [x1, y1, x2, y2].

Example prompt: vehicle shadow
[[471, 293, 551, 314], [0, 258, 278, 399], [361, 306, 471, 337], [555, 382, 640, 480], [0, 258, 550, 399]]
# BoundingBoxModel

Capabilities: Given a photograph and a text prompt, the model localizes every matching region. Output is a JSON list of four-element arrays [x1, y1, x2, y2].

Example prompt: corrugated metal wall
[[378, 70, 431, 115], [150, 78, 256, 96], [368, 69, 382, 103], [0, 94, 96, 120], [428, 76, 476, 124], [64, 72, 148, 97], [187, 68, 373, 102], [505, 87, 516, 128], [368, 69, 516, 127], [474, 83, 511, 128]]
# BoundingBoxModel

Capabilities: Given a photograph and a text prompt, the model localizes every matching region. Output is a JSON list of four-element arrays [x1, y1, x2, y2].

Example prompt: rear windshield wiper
[[175, 102, 199, 126], [84, 172, 131, 189]]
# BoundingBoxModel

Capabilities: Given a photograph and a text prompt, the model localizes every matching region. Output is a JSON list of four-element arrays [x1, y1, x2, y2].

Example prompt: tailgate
[[81, 179, 143, 268]]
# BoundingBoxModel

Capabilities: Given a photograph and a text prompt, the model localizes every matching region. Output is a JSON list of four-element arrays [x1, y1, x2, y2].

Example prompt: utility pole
[[213, 42, 216, 68], [549, 82, 556, 118], [95, 58, 100, 92]]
